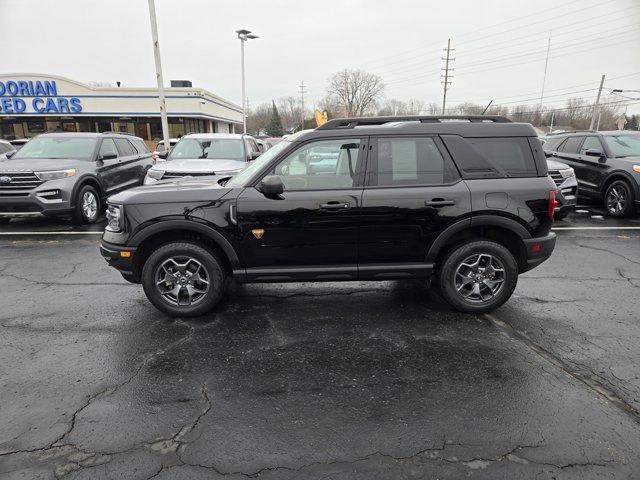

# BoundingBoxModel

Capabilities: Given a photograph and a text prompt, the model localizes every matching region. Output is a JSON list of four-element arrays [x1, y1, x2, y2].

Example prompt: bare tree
[[246, 103, 271, 136], [325, 69, 385, 117]]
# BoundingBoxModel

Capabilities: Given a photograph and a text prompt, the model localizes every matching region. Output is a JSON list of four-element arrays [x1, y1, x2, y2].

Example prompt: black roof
[[296, 116, 536, 141]]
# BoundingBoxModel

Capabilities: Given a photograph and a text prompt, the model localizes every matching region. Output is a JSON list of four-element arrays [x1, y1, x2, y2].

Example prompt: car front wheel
[[141, 242, 225, 317], [73, 185, 100, 225], [438, 240, 519, 314], [604, 180, 634, 218]]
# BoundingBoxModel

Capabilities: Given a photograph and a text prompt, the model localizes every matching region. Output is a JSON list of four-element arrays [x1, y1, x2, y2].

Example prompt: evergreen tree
[[266, 101, 284, 137]]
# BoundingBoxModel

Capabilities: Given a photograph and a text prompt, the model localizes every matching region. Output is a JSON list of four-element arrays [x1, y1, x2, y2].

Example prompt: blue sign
[[0, 80, 82, 114]]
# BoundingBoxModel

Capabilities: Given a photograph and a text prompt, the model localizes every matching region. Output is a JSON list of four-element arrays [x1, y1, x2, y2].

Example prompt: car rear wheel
[[438, 240, 518, 314], [142, 241, 225, 317], [604, 180, 634, 218], [73, 185, 100, 225]]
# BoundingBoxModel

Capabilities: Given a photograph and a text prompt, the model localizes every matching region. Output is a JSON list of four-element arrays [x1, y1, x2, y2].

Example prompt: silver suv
[[144, 133, 261, 184], [0, 132, 153, 225]]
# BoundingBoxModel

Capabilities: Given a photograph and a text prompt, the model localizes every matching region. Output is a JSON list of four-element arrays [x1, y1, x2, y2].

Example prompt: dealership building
[[0, 73, 243, 146]]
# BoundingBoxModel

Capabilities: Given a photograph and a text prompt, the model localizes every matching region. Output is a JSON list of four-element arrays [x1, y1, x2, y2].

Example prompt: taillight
[[547, 190, 557, 222]]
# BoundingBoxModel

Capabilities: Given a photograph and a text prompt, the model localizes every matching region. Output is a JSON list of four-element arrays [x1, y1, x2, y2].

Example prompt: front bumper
[[0, 179, 74, 217], [522, 232, 556, 272], [100, 240, 139, 280]]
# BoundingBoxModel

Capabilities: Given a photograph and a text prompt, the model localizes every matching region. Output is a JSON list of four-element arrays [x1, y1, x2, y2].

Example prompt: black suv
[[0, 132, 154, 224], [100, 116, 557, 316], [543, 131, 640, 217]]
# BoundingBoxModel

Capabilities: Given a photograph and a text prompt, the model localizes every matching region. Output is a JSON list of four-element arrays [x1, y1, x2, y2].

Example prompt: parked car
[[546, 158, 577, 220], [9, 138, 30, 151], [144, 133, 261, 185], [0, 132, 153, 224], [101, 115, 557, 317], [0, 139, 16, 159], [543, 131, 640, 217]]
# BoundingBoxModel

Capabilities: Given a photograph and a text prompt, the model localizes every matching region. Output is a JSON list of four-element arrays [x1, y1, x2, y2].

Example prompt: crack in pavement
[[617, 267, 640, 289], [484, 313, 640, 425], [0, 326, 196, 459], [575, 242, 640, 266], [0, 270, 131, 287]]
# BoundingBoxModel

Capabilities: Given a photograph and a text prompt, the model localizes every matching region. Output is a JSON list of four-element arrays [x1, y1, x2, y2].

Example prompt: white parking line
[[0, 231, 103, 235], [552, 227, 640, 230]]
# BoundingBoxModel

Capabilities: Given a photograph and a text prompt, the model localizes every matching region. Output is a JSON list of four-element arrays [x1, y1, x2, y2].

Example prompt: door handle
[[319, 202, 350, 210], [425, 199, 455, 207]]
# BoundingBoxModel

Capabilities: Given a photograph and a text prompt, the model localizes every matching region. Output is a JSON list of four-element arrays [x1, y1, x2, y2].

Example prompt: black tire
[[141, 241, 225, 317], [438, 240, 518, 314], [604, 180, 634, 218], [72, 185, 100, 225]]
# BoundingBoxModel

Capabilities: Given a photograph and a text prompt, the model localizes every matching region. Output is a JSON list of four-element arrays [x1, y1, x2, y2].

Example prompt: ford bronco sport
[[100, 116, 557, 316]]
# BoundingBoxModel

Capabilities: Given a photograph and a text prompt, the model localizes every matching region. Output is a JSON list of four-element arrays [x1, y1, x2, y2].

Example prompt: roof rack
[[316, 115, 512, 130], [100, 131, 136, 136]]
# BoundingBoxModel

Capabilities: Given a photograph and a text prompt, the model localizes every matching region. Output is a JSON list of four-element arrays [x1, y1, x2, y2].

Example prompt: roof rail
[[100, 131, 136, 136], [316, 115, 512, 130]]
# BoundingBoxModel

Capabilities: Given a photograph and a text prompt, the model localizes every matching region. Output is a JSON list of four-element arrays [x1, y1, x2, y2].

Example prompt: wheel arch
[[601, 171, 639, 200], [427, 216, 530, 272], [128, 220, 241, 280], [70, 175, 104, 207]]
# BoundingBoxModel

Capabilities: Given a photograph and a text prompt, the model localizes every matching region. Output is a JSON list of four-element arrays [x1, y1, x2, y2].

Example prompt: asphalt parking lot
[[1, 206, 639, 479]]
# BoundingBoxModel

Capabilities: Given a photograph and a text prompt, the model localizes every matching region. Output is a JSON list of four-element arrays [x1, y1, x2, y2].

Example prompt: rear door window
[[559, 136, 583, 154], [99, 139, 119, 158], [542, 136, 565, 151], [131, 139, 149, 154], [374, 137, 459, 186], [466, 137, 537, 177]]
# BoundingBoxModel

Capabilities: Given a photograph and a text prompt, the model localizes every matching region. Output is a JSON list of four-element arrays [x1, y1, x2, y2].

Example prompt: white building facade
[[0, 73, 243, 146]]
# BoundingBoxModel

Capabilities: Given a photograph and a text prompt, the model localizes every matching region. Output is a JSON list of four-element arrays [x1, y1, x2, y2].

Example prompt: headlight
[[105, 204, 122, 232], [147, 169, 165, 180], [559, 168, 575, 178], [34, 168, 76, 181]]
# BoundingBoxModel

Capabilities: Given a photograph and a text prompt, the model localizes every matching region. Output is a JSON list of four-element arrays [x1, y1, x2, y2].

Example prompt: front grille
[[162, 171, 215, 179], [0, 172, 44, 196], [548, 170, 564, 187]]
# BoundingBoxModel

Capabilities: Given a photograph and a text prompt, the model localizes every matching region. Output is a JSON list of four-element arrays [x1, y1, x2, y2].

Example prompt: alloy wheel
[[606, 185, 626, 215], [454, 253, 506, 303], [155, 256, 210, 306], [82, 191, 98, 220]]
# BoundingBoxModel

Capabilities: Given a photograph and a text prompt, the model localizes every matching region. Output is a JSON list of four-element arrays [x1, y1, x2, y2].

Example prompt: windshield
[[12, 137, 97, 159], [168, 138, 244, 160], [604, 134, 640, 158], [226, 140, 291, 187]]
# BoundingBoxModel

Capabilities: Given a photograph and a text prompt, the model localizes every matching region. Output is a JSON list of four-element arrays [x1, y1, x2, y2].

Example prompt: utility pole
[[549, 110, 555, 133], [236, 29, 259, 133], [540, 33, 551, 106], [299, 80, 307, 130], [147, 0, 170, 152], [441, 38, 454, 115], [589, 74, 606, 131]]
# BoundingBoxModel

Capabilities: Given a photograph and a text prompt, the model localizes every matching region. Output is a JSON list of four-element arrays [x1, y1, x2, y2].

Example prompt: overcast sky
[[1, 0, 639, 113]]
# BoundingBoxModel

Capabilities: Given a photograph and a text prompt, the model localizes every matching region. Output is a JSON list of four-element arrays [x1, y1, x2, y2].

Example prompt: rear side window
[[131, 138, 149, 153], [114, 138, 135, 156], [467, 137, 537, 177], [375, 137, 459, 186], [559, 136, 583, 154], [579, 136, 602, 154], [543, 136, 564, 151]]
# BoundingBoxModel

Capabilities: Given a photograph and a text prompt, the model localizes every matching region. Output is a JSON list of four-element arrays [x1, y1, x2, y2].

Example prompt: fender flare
[[128, 219, 241, 270], [425, 215, 530, 262], [70, 174, 104, 206]]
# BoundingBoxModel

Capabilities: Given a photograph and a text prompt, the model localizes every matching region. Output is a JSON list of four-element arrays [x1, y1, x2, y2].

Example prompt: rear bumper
[[522, 232, 556, 272], [100, 240, 138, 279]]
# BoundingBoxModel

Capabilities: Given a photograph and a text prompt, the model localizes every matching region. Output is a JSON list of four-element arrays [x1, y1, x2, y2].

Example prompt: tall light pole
[[236, 29, 258, 133], [147, 0, 170, 152]]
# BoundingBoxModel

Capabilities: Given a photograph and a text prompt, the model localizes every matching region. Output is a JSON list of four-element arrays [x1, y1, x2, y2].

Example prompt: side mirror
[[158, 151, 169, 159], [585, 148, 603, 158], [99, 153, 118, 161], [259, 175, 284, 199], [249, 151, 261, 161]]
